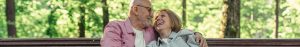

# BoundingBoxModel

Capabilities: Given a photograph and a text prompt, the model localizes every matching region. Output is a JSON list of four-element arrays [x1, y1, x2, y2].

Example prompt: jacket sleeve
[[100, 22, 123, 47], [180, 29, 208, 47]]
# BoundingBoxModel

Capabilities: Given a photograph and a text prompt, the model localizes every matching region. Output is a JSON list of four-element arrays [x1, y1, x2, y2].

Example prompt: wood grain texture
[[1, 38, 300, 47]]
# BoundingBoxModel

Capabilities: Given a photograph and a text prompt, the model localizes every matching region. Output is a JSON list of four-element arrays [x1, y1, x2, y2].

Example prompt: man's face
[[135, 1, 153, 28]]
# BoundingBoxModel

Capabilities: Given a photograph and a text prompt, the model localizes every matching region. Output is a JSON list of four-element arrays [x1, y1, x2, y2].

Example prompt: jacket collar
[[159, 29, 194, 40], [125, 19, 135, 34]]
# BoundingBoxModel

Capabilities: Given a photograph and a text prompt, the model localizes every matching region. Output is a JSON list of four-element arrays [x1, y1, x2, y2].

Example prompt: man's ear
[[133, 6, 139, 16]]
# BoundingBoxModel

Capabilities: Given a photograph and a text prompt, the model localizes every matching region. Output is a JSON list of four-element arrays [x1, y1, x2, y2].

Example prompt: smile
[[156, 19, 164, 26]]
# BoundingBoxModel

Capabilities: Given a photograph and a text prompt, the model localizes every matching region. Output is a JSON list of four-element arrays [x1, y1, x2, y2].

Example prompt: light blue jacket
[[147, 29, 200, 47]]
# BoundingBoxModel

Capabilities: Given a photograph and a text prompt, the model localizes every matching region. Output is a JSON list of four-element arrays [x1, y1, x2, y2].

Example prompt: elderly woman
[[147, 9, 207, 47]]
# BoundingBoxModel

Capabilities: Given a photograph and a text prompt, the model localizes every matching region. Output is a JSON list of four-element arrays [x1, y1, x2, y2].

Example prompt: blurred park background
[[0, 0, 300, 39]]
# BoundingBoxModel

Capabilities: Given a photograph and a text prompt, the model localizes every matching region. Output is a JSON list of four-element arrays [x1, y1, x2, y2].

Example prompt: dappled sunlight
[[287, 0, 300, 11]]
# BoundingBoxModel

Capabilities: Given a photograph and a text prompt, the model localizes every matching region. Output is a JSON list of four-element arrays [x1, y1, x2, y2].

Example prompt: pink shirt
[[100, 19, 157, 47]]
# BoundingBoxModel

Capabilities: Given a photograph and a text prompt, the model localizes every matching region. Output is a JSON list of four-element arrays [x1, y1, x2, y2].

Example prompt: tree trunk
[[275, 0, 280, 38], [78, 15, 85, 38], [221, 0, 240, 38], [79, 1, 86, 37], [6, 0, 16, 38], [102, 0, 109, 30], [182, 0, 186, 27], [46, 7, 59, 38]]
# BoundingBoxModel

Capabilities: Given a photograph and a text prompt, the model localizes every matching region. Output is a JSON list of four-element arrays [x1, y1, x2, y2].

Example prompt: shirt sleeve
[[101, 22, 123, 47]]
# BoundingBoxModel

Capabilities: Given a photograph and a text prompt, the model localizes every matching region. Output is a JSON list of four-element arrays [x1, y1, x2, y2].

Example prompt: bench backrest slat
[[1, 38, 300, 47]]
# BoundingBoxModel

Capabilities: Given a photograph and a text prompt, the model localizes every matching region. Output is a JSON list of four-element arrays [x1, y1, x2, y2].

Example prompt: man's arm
[[101, 22, 123, 47], [186, 29, 208, 47]]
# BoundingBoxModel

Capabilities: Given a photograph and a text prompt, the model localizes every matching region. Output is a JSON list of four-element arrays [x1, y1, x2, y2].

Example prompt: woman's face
[[154, 11, 171, 32]]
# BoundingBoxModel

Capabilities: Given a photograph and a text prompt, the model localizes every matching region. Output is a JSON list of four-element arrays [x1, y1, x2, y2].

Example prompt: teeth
[[157, 19, 164, 26]]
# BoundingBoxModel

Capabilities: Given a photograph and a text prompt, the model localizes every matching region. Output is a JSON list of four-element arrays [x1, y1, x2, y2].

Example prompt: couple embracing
[[101, 0, 208, 47]]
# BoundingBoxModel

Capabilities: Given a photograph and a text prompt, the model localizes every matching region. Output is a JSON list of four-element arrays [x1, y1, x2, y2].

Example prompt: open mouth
[[156, 19, 165, 26]]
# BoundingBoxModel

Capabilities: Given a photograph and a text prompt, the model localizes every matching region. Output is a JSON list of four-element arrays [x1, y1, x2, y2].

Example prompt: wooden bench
[[207, 38, 300, 47], [1, 38, 300, 47], [0, 38, 100, 47]]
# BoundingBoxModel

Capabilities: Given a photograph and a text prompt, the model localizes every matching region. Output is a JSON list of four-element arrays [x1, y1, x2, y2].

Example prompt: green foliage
[[107, 0, 129, 21], [240, 0, 276, 38], [278, 0, 300, 38], [12, 0, 103, 38], [185, 0, 223, 38], [240, 0, 300, 38], [0, 0, 7, 38]]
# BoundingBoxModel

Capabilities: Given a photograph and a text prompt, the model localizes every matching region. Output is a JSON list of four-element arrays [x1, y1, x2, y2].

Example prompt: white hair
[[129, 0, 151, 8], [128, 0, 151, 16], [129, 0, 135, 8]]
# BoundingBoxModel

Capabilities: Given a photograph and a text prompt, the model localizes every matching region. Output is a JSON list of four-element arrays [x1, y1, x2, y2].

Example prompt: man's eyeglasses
[[136, 5, 152, 13], [135, 5, 153, 19]]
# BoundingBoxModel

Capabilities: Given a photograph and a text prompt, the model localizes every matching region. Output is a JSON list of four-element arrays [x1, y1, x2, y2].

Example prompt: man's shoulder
[[106, 20, 126, 26], [104, 20, 127, 31]]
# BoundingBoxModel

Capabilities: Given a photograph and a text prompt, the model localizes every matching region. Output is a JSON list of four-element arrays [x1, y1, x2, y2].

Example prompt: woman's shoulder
[[177, 29, 195, 36], [177, 29, 204, 37], [147, 40, 159, 47]]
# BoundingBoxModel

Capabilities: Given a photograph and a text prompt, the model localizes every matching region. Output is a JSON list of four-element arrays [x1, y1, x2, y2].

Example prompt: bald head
[[129, 0, 152, 17], [129, 0, 151, 8], [128, 0, 153, 29]]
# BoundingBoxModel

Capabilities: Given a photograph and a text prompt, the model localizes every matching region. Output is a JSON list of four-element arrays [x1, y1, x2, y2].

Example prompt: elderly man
[[100, 0, 208, 47], [101, 0, 155, 47]]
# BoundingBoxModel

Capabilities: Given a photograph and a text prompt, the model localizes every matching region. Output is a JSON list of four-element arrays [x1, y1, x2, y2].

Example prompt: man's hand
[[194, 33, 201, 43], [194, 32, 208, 47]]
